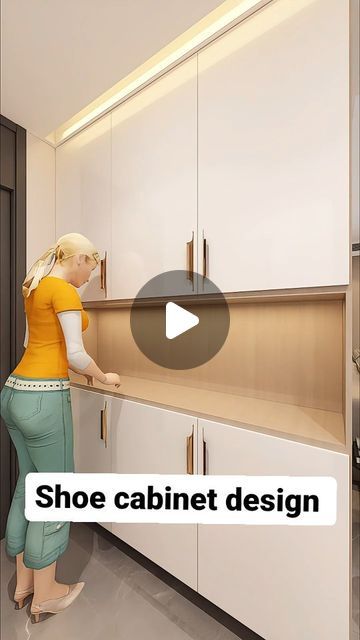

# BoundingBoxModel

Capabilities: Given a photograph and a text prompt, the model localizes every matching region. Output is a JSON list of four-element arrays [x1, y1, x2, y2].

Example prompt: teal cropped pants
[[0, 374, 74, 569]]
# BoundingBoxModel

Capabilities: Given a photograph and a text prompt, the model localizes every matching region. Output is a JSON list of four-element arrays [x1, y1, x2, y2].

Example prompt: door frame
[[0, 113, 26, 537], [0, 114, 26, 364]]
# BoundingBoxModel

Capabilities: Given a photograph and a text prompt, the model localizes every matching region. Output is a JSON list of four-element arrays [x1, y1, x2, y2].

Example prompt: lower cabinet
[[197, 419, 350, 640], [111, 398, 197, 590], [70, 387, 113, 533], [70, 387, 350, 640]]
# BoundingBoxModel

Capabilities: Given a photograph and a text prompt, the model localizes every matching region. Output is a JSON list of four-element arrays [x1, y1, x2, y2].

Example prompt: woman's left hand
[[84, 374, 94, 386]]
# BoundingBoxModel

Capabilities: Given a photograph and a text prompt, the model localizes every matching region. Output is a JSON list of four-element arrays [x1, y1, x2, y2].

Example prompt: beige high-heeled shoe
[[31, 582, 85, 623], [14, 585, 34, 609]]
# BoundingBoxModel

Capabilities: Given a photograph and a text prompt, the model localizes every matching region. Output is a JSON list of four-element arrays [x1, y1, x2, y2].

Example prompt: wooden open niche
[[78, 291, 347, 450]]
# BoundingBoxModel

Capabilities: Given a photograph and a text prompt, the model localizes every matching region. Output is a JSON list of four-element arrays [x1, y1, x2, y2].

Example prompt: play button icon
[[166, 302, 199, 339], [130, 270, 230, 370]]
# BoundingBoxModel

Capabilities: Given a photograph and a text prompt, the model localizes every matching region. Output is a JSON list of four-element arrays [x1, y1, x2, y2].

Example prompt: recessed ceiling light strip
[[51, 0, 273, 146]]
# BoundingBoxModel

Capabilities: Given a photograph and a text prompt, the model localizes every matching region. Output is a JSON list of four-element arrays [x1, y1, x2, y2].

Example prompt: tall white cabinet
[[197, 418, 350, 640], [111, 400, 197, 589], [71, 387, 198, 589], [71, 387, 113, 533], [197, 0, 350, 292], [59, 0, 352, 635], [111, 57, 197, 299], [56, 115, 112, 300]]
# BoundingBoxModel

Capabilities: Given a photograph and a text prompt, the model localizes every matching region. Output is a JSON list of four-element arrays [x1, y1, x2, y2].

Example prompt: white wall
[[26, 132, 55, 270], [351, 0, 359, 246]]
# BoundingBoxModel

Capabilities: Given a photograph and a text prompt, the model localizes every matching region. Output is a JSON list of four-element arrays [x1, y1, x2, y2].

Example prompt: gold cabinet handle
[[186, 232, 194, 289], [203, 236, 207, 279], [100, 251, 107, 297], [100, 401, 108, 448], [186, 424, 194, 474], [203, 438, 207, 475]]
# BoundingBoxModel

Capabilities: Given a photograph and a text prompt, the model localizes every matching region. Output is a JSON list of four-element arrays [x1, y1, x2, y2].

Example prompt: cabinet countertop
[[69, 372, 346, 451]]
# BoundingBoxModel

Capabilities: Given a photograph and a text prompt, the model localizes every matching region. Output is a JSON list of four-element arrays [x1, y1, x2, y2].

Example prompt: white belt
[[5, 376, 70, 391]]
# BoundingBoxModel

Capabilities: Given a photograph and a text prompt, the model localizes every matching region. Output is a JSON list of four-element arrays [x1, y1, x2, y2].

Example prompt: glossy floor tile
[[1, 523, 241, 640], [1, 498, 360, 640]]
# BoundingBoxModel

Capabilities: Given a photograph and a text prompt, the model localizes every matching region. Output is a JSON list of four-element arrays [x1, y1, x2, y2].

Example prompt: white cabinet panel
[[111, 58, 197, 299], [111, 398, 197, 589], [197, 419, 349, 640], [198, 0, 349, 292], [71, 387, 112, 533], [56, 115, 111, 301]]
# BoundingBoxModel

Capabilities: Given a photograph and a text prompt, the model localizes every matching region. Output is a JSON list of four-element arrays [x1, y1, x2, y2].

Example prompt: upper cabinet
[[56, 115, 112, 301], [198, 0, 350, 293], [55, 0, 351, 301], [111, 57, 197, 299]]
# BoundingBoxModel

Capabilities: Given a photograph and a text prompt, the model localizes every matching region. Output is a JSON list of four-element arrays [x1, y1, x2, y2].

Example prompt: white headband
[[24, 249, 57, 297]]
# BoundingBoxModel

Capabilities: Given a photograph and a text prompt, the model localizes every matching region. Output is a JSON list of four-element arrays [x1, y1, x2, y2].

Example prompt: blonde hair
[[22, 232, 100, 298]]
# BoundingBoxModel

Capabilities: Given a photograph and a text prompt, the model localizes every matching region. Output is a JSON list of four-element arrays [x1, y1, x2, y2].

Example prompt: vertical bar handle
[[203, 438, 207, 475], [186, 425, 194, 474], [203, 236, 207, 279], [100, 251, 107, 297], [100, 401, 108, 448], [186, 232, 194, 288]]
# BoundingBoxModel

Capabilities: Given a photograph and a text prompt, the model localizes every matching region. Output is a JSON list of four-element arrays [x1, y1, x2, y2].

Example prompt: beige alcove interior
[[70, 289, 349, 451]]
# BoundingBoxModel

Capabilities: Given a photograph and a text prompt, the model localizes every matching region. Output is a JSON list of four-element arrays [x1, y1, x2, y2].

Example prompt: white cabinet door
[[198, 0, 349, 292], [56, 115, 112, 301], [70, 387, 112, 533], [197, 419, 349, 640], [111, 398, 197, 589], [111, 57, 197, 299]]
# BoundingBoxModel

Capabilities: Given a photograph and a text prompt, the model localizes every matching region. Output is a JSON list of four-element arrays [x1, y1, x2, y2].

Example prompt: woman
[[0, 232, 121, 623]]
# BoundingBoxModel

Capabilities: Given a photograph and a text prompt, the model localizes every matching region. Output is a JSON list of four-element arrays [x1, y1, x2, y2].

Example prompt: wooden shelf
[[82, 285, 346, 309], [70, 372, 345, 451]]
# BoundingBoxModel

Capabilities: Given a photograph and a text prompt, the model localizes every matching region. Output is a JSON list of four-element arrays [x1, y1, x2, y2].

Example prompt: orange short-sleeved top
[[13, 276, 89, 379]]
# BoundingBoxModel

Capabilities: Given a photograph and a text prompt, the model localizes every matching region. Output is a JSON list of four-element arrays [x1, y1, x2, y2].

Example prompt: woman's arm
[[24, 315, 29, 348], [67, 363, 95, 386], [57, 311, 120, 387]]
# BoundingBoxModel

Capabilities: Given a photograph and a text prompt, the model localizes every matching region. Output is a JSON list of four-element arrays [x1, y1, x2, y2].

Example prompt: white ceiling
[[1, 0, 224, 141]]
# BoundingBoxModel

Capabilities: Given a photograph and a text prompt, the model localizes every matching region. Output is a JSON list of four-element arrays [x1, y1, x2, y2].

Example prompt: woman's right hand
[[103, 372, 121, 388]]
